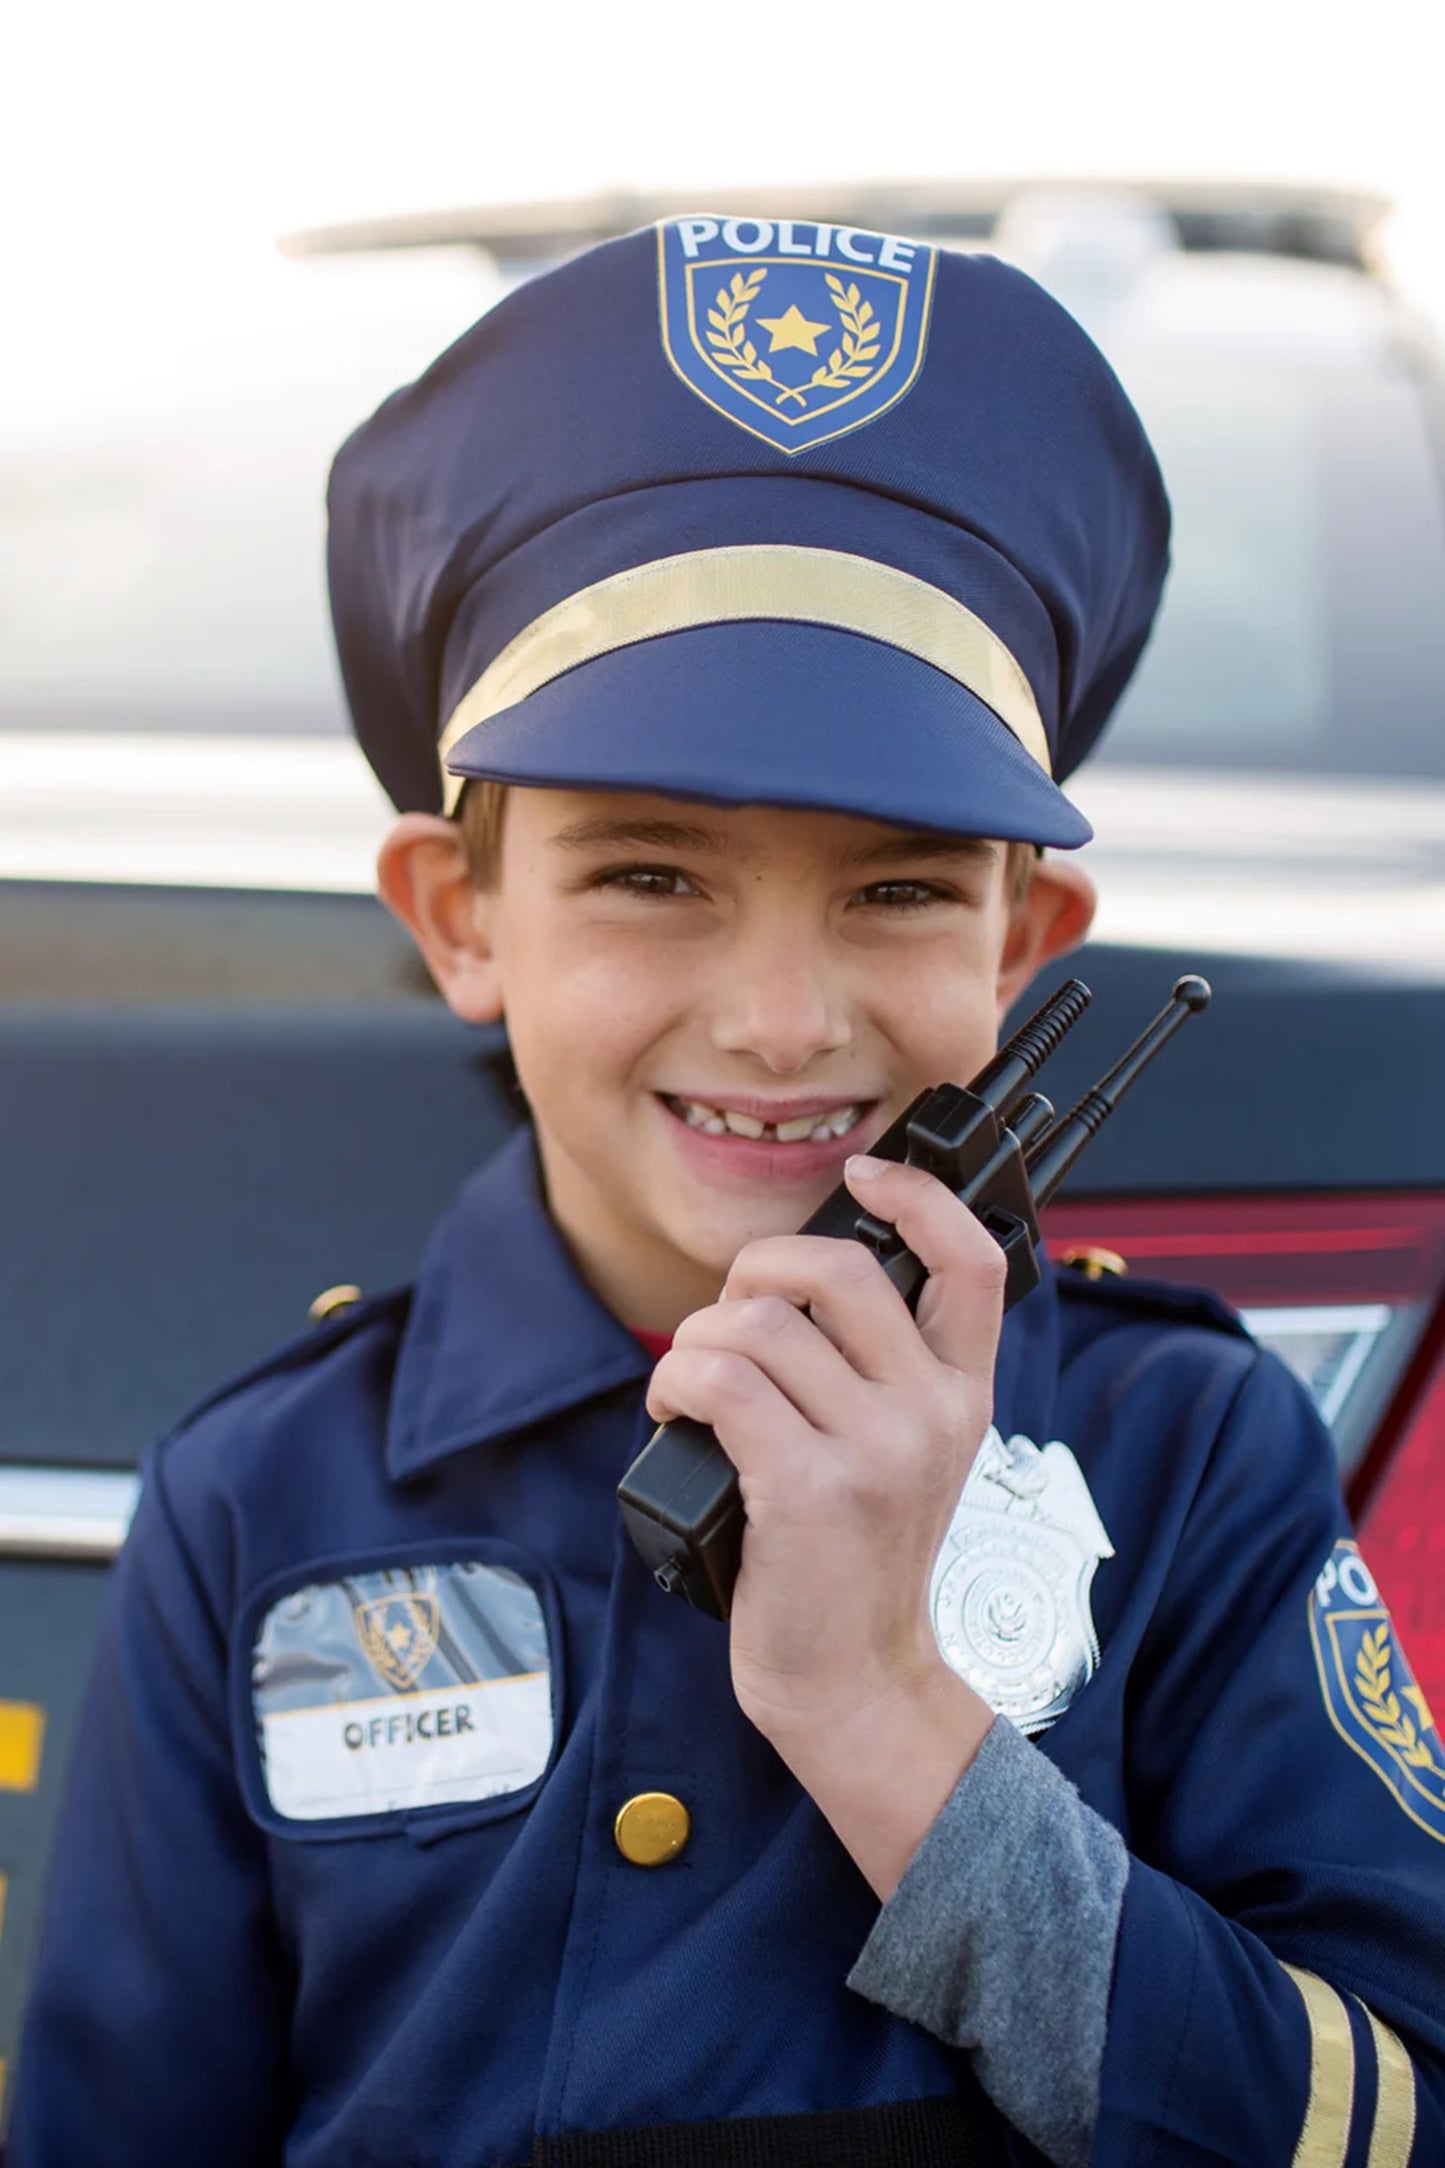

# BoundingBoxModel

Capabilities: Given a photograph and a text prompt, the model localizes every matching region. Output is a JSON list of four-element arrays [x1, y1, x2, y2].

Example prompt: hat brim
[[444, 621, 1091, 848]]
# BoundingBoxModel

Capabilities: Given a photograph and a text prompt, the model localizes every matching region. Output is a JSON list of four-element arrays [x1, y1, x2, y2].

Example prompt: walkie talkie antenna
[[971, 977, 1092, 1118], [1026, 976, 1212, 1206]]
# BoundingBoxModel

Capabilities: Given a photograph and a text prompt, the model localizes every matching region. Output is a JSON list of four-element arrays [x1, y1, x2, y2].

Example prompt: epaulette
[[1055, 1261, 1252, 1341], [154, 1285, 413, 1449]]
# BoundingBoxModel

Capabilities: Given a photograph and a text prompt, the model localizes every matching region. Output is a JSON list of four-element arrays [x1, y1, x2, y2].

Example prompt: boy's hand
[[644, 1153, 1002, 1896]]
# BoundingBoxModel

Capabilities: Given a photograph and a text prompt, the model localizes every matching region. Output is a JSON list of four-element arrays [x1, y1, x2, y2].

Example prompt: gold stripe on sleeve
[[436, 544, 1049, 814], [1358, 2002, 1417, 2168], [1284, 1964, 1357, 2168]]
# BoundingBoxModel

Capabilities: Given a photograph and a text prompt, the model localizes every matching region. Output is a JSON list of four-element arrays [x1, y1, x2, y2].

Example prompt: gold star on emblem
[[756, 302, 832, 356]]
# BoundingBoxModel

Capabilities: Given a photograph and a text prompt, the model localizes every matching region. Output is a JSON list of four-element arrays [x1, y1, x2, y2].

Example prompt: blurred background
[[4, 0, 1445, 2112], [5, 0, 1445, 945]]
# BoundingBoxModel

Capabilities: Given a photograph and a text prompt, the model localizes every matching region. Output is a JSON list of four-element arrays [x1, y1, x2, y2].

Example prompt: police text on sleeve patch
[[252, 1561, 553, 1822], [1310, 1538, 1445, 1843]]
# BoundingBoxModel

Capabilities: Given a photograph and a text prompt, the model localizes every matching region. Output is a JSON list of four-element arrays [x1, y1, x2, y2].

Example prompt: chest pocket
[[237, 1547, 560, 1838]]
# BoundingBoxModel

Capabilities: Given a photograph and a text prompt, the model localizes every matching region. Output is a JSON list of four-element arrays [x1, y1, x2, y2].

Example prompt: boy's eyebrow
[[545, 817, 1000, 869], [835, 831, 1002, 871], [548, 816, 752, 857]]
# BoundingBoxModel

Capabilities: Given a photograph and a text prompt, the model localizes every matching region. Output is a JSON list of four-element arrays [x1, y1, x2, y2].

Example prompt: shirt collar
[[386, 1127, 651, 1481]]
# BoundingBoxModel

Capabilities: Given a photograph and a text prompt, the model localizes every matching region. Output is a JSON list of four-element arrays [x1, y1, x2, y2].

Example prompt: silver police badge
[[930, 1427, 1114, 1734]]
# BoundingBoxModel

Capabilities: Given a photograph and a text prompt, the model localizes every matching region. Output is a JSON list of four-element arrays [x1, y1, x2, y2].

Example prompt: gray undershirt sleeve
[[846, 1716, 1128, 2168]]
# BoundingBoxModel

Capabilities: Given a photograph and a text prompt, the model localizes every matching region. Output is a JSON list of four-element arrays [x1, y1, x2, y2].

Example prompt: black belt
[[507, 2095, 1005, 2167]]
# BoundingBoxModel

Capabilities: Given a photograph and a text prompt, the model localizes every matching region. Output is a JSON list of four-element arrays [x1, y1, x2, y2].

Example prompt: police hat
[[327, 215, 1170, 847]]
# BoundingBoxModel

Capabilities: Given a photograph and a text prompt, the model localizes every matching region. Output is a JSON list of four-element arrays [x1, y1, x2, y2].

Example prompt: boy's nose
[[706, 934, 853, 1075]]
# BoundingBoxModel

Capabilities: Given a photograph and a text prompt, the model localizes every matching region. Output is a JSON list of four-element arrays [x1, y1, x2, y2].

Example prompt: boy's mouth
[[659, 1093, 872, 1146]]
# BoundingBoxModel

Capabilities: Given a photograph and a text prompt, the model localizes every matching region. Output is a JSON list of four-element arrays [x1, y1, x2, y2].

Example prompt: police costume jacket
[[13, 1130, 1445, 2168]]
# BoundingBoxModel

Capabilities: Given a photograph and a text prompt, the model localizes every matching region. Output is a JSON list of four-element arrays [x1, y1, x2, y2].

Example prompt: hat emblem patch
[[658, 217, 936, 455]]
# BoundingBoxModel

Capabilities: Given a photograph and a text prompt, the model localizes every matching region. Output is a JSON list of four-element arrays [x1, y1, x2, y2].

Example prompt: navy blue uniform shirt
[[12, 1130, 1445, 2165]]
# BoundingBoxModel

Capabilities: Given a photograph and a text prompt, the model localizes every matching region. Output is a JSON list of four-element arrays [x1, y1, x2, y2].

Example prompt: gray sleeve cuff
[[846, 1716, 1127, 2168]]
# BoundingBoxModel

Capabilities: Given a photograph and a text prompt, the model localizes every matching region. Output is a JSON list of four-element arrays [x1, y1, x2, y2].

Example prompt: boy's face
[[381, 788, 1093, 1331]]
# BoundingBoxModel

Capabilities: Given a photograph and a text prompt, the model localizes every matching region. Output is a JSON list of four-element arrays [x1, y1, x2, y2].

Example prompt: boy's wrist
[[772, 1661, 996, 1903]]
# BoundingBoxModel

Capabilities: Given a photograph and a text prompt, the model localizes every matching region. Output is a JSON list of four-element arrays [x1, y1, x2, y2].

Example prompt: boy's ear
[[375, 814, 504, 1024], [995, 854, 1097, 1020]]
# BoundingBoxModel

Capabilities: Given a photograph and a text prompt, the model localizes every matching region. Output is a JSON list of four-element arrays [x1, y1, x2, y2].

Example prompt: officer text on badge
[[263, 1675, 549, 1821], [252, 1561, 554, 1822], [658, 217, 936, 455]]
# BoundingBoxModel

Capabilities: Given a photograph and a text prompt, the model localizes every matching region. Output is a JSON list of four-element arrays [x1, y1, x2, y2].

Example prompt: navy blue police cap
[[327, 214, 1170, 847]]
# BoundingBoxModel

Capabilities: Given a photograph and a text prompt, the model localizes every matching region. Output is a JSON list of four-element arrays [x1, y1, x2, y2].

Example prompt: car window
[[0, 251, 493, 736], [1097, 351, 1445, 776], [0, 424, 348, 732]]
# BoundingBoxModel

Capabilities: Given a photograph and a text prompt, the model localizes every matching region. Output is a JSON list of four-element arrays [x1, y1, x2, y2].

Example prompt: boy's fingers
[[673, 1295, 877, 1436], [841, 1155, 1006, 1378], [721, 1234, 922, 1383], [645, 1344, 816, 1484]]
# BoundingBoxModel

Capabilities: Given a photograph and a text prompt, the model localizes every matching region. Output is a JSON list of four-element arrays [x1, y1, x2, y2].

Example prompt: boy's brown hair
[[458, 781, 1038, 903]]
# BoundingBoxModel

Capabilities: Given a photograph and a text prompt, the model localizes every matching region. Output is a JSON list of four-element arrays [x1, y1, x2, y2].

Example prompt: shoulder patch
[[1310, 1538, 1445, 1843]]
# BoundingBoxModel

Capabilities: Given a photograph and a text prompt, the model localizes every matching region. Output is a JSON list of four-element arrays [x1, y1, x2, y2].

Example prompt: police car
[[2, 178, 1444, 2116]]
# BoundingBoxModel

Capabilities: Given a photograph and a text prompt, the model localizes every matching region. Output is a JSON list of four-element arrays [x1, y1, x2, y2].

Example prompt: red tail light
[[1042, 1191, 1445, 1713], [1356, 1339, 1445, 1717]]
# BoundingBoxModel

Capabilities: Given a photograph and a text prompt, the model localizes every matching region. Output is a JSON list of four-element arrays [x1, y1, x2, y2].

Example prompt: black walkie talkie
[[617, 974, 1211, 1620]]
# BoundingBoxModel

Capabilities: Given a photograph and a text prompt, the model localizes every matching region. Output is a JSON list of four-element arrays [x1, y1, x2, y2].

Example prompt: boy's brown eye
[[855, 879, 955, 911], [595, 864, 699, 898]]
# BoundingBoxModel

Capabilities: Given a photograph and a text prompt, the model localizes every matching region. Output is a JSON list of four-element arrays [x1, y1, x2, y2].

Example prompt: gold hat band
[[437, 543, 1049, 814]]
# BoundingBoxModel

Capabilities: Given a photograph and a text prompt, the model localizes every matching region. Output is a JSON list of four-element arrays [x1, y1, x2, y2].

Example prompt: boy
[[11, 218, 1445, 2167]]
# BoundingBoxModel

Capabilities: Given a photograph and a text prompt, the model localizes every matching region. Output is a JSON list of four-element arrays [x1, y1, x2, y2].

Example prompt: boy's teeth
[[673, 1097, 863, 1143]]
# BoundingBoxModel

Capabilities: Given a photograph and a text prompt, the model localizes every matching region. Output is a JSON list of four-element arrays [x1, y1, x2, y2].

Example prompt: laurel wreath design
[[810, 273, 882, 389], [1355, 1623, 1437, 1770], [706, 270, 797, 400], [705, 267, 883, 412]]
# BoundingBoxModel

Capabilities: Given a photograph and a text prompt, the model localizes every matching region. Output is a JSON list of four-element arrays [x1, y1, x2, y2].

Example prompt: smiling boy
[[12, 220, 1445, 2168], [409, 791, 1077, 1332]]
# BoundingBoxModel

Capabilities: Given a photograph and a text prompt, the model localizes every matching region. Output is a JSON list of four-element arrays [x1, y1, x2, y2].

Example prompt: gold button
[[308, 1283, 363, 1323], [614, 1791, 690, 1866], [1059, 1246, 1128, 1282]]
